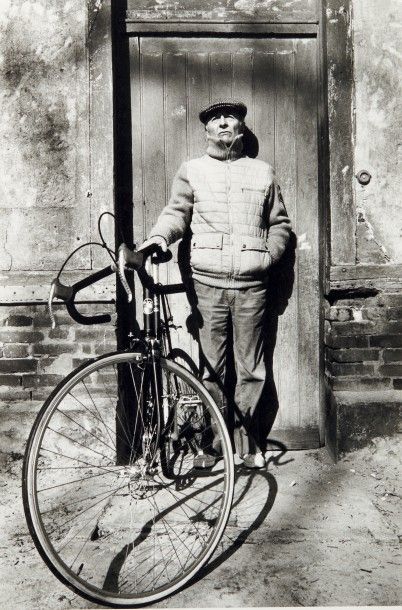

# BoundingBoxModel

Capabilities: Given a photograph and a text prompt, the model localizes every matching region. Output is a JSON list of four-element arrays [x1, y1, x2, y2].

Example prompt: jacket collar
[[206, 133, 244, 161]]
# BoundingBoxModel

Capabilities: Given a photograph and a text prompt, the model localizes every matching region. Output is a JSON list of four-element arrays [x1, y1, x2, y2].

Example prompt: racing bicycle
[[22, 219, 235, 607]]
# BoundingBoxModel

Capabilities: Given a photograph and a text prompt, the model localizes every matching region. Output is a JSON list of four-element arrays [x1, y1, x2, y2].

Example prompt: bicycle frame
[[24, 239, 236, 607], [142, 257, 162, 341], [124, 257, 177, 469]]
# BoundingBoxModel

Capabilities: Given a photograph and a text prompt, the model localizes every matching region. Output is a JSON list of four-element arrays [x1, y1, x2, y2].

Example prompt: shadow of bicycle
[[193, 439, 291, 583], [102, 440, 289, 597]]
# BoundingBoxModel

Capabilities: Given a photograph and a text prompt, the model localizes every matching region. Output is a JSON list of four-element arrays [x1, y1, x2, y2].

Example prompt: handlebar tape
[[66, 301, 111, 326], [120, 243, 173, 268], [51, 266, 115, 325], [51, 278, 74, 301], [120, 244, 185, 294]]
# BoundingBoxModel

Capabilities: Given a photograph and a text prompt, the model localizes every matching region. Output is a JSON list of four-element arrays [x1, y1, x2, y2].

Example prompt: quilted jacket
[[149, 136, 291, 288]]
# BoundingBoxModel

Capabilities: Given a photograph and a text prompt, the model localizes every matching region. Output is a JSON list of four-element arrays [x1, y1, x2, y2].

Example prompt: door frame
[[110, 0, 355, 447]]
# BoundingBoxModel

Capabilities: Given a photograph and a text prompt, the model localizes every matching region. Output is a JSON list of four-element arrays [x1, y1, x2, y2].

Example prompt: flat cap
[[199, 100, 247, 124]]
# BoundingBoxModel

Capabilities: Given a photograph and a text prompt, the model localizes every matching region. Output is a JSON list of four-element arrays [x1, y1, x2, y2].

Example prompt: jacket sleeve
[[266, 178, 292, 263], [148, 162, 194, 246]]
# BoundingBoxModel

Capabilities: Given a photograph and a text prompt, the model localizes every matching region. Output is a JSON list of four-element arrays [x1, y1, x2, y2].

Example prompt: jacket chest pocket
[[241, 186, 266, 205], [237, 236, 271, 279], [190, 233, 223, 274], [241, 186, 266, 193]]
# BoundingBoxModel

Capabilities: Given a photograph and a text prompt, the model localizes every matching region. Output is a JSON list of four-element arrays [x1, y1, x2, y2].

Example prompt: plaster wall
[[0, 0, 90, 272], [1, 1, 400, 274], [353, 0, 402, 263]]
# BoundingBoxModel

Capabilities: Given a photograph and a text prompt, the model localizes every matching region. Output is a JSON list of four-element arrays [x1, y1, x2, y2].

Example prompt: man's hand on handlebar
[[138, 235, 168, 253]]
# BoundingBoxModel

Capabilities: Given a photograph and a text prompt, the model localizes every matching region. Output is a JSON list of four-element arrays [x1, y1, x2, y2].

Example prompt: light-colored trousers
[[194, 280, 268, 456]]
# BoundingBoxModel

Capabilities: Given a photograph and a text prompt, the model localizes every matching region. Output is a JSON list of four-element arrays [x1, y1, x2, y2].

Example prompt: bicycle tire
[[22, 351, 234, 607]]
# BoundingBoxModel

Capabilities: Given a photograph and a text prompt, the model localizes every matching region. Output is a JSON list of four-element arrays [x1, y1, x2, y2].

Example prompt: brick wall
[[325, 290, 402, 392], [324, 287, 402, 457], [0, 304, 116, 404]]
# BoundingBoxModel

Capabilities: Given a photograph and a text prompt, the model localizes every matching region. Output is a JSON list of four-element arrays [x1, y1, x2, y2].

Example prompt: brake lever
[[48, 278, 74, 329], [117, 245, 133, 303], [48, 282, 57, 329]]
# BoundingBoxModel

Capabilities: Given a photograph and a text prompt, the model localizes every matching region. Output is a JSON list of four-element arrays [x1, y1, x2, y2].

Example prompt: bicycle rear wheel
[[22, 351, 234, 607]]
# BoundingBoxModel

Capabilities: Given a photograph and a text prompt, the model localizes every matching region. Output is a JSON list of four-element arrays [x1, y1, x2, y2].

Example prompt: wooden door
[[129, 36, 321, 448]]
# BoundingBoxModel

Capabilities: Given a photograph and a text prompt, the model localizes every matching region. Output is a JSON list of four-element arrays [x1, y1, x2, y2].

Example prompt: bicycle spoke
[[23, 353, 234, 604], [114, 361, 144, 455], [50, 482, 128, 551], [37, 465, 108, 470], [39, 447, 118, 474], [154, 486, 212, 569], [68, 389, 121, 451], [65, 496, 124, 572], [99, 366, 134, 449], [57, 408, 117, 455], [47, 426, 114, 465], [81, 378, 117, 450], [40, 480, 128, 515], [112, 364, 137, 450], [155, 473, 221, 518], [150, 515, 173, 590], [37, 468, 116, 493], [127, 362, 146, 464], [150, 497, 199, 561], [134, 496, 183, 591], [67, 494, 122, 574]]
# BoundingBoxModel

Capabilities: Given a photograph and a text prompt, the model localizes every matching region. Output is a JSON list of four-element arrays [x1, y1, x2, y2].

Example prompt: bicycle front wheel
[[22, 351, 234, 607]]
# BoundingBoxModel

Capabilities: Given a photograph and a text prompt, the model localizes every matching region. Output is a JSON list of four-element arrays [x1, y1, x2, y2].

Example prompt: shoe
[[192, 451, 217, 469], [234, 453, 244, 466], [243, 452, 265, 469]]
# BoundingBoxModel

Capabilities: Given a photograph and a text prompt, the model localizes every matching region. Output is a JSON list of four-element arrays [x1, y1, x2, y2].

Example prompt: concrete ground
[[0, 431, 401, 609]]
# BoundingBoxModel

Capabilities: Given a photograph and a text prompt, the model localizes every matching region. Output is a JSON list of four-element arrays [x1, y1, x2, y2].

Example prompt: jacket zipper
[[226, 158, 233, 281]]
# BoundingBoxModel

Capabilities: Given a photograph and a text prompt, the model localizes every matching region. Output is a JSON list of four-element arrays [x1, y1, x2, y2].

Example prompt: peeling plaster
[[297, 233, 312, 251], [352, 308, 363, 322], [0, 0, 91, 270], [234, 0, 276, 14], [171, 104, 186, 117], [382, 42, 402, 62], [353, 0, 402, 262], [0, 220, 13, 271], [127, 0, 317, 22], [356, 202, 391, 263]]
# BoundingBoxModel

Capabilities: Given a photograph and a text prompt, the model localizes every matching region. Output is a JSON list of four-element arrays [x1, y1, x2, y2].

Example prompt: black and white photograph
[[0, 0, 401, 608]]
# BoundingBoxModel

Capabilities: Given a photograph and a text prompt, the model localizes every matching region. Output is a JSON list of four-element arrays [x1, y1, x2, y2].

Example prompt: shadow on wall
[[242, 125, 259, 158], [262, 231, 297, 439]]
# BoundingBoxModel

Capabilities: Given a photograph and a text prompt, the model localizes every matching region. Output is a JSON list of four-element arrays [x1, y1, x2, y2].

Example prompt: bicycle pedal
[[193, 453, 216, 469]]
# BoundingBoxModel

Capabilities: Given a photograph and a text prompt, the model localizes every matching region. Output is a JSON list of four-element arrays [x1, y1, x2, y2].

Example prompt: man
[[140, 100, 291, 468]]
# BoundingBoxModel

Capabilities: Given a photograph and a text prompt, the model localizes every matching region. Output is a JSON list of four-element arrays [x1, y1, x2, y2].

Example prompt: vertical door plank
[[130, 38, 145, 323], [163, 51, 193, 357], [210, 53, 233, 99], [253, 52, 275, 166], [186, 50, 211, 367], [295, 39, 320, 428], [163, 50, 187, 284], [130, 38, 144, 246], [232, 50, 254, 131], [187, 52, 210, 158], [141, 51, 166, 236], [164, 52, 188, 187], [139, 51, 165, 333], [272, 50, 299, 431], [253, 51, 278, 419]]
